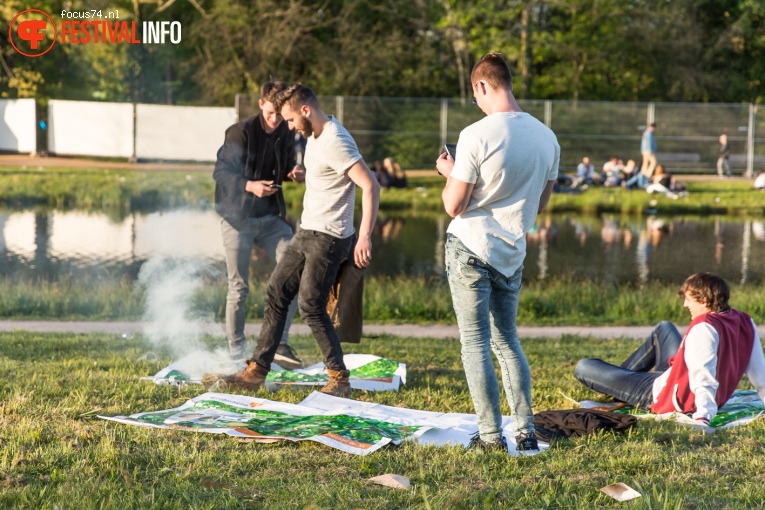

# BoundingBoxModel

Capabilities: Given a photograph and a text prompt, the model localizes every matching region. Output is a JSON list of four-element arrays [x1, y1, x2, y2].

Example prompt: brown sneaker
[[205, 361, 269, 391], [320, 369, 352, 397]]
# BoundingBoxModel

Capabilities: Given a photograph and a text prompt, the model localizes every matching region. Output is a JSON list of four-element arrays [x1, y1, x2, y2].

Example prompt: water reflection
[[523, 215, 765, 285], [1, 208, 764, 285]]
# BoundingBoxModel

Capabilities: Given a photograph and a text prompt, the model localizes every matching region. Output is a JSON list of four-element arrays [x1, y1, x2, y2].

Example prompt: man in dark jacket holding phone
[[213, 80, 305, 368]]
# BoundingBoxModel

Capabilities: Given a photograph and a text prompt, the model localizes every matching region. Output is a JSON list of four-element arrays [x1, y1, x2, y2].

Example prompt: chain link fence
[[237, 94, 763, 175]]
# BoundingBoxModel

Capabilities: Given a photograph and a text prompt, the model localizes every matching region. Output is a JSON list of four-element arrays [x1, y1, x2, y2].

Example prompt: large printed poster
[[100, 392, 550, 456]]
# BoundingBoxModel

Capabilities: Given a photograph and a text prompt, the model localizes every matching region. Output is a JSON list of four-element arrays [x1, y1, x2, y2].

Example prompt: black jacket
[[213, 114, 296, 230]]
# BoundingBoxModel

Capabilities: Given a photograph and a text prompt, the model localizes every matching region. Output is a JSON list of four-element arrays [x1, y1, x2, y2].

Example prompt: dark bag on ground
[[532, 409, 638, 442], [326, 257, 364, 344]]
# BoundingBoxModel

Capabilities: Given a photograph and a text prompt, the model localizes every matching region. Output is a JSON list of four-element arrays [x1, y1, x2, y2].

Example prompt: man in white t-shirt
[[216, 84, 380, 397], [575, 273, 765, 425], [436, 53, 560, 453]]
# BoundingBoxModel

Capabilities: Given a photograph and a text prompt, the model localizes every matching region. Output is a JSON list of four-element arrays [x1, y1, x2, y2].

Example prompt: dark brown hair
[[471, 53, 513, 90], [272, 83, 319, 112], [678, 272, 730, 313], [260, 80, 288, 104]]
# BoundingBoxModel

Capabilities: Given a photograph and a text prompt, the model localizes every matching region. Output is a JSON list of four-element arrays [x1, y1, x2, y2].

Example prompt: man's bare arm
[[347, 160, 380, 268], [538, 180, 556, 214]]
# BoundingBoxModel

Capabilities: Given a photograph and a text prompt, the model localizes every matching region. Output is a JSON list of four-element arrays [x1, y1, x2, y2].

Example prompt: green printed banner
[[145, 352, 406, 391], [101, 392, 549, 456], [579, 390, 765, 431]]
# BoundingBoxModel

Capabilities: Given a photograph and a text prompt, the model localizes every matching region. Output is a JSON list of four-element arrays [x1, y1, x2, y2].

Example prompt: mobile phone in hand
[[444, 144, 457, 160], [269, 183, 282, 189]]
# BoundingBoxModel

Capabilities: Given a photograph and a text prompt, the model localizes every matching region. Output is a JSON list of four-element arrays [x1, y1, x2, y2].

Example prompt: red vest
[[651, 309, 755, 415]]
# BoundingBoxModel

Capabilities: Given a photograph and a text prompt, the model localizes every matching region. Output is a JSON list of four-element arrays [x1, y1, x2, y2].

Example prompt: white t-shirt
[[447, 112, 560, 277], [300, 116, 362, 239]]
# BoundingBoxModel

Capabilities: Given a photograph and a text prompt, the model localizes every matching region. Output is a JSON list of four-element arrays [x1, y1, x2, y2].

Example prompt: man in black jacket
[[213, 80, 305, 368]]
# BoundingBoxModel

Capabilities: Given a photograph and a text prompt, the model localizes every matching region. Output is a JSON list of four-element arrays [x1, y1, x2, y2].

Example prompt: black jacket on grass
[[213, 114, 297, 230]]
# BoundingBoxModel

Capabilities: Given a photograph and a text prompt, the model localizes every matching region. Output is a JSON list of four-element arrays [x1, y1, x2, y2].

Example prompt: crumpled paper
[[369, 474, 411, 491]]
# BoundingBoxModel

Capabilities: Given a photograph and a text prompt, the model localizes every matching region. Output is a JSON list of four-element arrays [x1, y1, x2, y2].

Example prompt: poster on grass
[[579, 389, 765, 431], [144, 352, 406, 391], [100, 392, 424, 455], [100, 392, 550, 456]]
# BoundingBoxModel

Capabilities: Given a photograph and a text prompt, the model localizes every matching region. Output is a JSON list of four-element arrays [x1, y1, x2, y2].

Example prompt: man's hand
[[245, 180, 278, 197], [436, 152, 454, 178], [354, 234, 372, 268], [287, 166, 305, 183]]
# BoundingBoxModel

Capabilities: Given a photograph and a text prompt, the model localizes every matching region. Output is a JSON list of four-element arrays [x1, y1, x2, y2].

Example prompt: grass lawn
[[2, 331, 764, 508], [1, 166, 763, 216], [2, 274, 764, 326]]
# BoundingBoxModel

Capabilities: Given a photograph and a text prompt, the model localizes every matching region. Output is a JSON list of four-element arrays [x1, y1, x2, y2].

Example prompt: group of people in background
[[562, 122, 765, 196], [564, 123, 687, 198]]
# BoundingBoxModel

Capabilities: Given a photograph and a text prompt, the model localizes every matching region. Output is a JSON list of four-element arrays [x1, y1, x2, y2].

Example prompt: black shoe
[[515, 432, 539, 454], [467, 432, 508, 453], [274, 344, 302, 370]]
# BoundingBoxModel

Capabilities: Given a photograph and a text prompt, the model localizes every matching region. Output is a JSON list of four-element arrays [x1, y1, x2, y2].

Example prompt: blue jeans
[[574, 321, 682, 409], [625, 172, 650, 189], [445, 234, 534, 441]]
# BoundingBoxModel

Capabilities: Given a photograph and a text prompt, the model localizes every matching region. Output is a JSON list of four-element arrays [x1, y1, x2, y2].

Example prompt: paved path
[[0, 320, 699, 340]]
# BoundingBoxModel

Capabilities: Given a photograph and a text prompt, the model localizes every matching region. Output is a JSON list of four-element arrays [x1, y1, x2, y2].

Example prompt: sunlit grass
[[1, 331, 763, 508], [1, 274, 764, 325], [1, 166, 763, 217]]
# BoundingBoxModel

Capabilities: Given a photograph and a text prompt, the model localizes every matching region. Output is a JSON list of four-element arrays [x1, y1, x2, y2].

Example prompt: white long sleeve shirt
[[652, 318, 765, 421]]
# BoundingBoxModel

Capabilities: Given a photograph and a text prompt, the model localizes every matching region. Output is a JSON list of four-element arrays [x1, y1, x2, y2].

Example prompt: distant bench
[[730, 154, 765, 166], [656, 152, 700, 163]]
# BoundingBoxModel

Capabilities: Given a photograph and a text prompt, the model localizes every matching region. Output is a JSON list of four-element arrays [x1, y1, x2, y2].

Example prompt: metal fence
[[236, 95, 763, 175]]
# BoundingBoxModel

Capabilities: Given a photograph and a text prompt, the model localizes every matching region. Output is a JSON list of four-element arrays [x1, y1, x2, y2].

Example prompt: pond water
[[1, 207, 764, 285]]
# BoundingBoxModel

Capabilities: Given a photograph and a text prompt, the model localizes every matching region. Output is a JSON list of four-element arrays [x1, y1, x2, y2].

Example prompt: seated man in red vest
[[574, 272, 765, 424]]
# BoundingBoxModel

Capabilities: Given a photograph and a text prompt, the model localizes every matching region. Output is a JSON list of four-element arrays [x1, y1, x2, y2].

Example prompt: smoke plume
[[136, 256, 222, 359]]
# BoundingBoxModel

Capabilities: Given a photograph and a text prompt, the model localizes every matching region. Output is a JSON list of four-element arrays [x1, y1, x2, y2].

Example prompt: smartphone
[[444, 144, 457, 160], [269, 183, 282, 189]]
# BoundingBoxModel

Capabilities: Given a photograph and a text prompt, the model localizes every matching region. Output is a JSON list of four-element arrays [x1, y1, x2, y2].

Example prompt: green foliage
[[2, 269, 765, 325], [2, 1, 764, 103]]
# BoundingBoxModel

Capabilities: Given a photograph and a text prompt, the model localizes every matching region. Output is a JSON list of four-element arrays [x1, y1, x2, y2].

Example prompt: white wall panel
[[136, 104, 235, 161], [48, 100, 134, 158], [0, 98, 36, 153]]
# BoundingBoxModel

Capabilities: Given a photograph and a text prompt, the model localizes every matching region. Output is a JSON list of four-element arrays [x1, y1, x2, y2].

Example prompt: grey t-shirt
[[300, 116, 362, 239]]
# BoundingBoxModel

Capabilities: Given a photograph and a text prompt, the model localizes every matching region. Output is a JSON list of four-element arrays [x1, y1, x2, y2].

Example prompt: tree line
[[1, 0, 763, 106]]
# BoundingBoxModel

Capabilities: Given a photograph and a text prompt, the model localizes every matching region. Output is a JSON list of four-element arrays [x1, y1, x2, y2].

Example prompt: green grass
[[1, 166, 763, 216], [1, 274, 764, 326], [1, 331, 764, 508]]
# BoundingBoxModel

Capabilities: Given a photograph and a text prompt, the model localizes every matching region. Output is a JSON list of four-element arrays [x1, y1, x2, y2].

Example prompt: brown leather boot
[[320, 369, 351, 397], [206, 361, 269, 391]]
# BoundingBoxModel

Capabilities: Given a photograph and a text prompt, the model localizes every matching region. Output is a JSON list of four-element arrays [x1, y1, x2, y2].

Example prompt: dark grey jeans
[[250, 228, 353, 372], [574, 321, 683, 409], [221, 215, 298, 358]]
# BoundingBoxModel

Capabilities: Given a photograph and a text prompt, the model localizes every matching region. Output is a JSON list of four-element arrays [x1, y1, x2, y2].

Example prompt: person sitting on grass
[[645, 165, 680, 199], [574, 272, 765, 425], [755, 168, 765, 191], [383, 157, 408, 188]]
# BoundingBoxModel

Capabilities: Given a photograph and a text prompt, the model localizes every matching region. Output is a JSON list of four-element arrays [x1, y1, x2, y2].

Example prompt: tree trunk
[[519, 1, 534, 99]]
